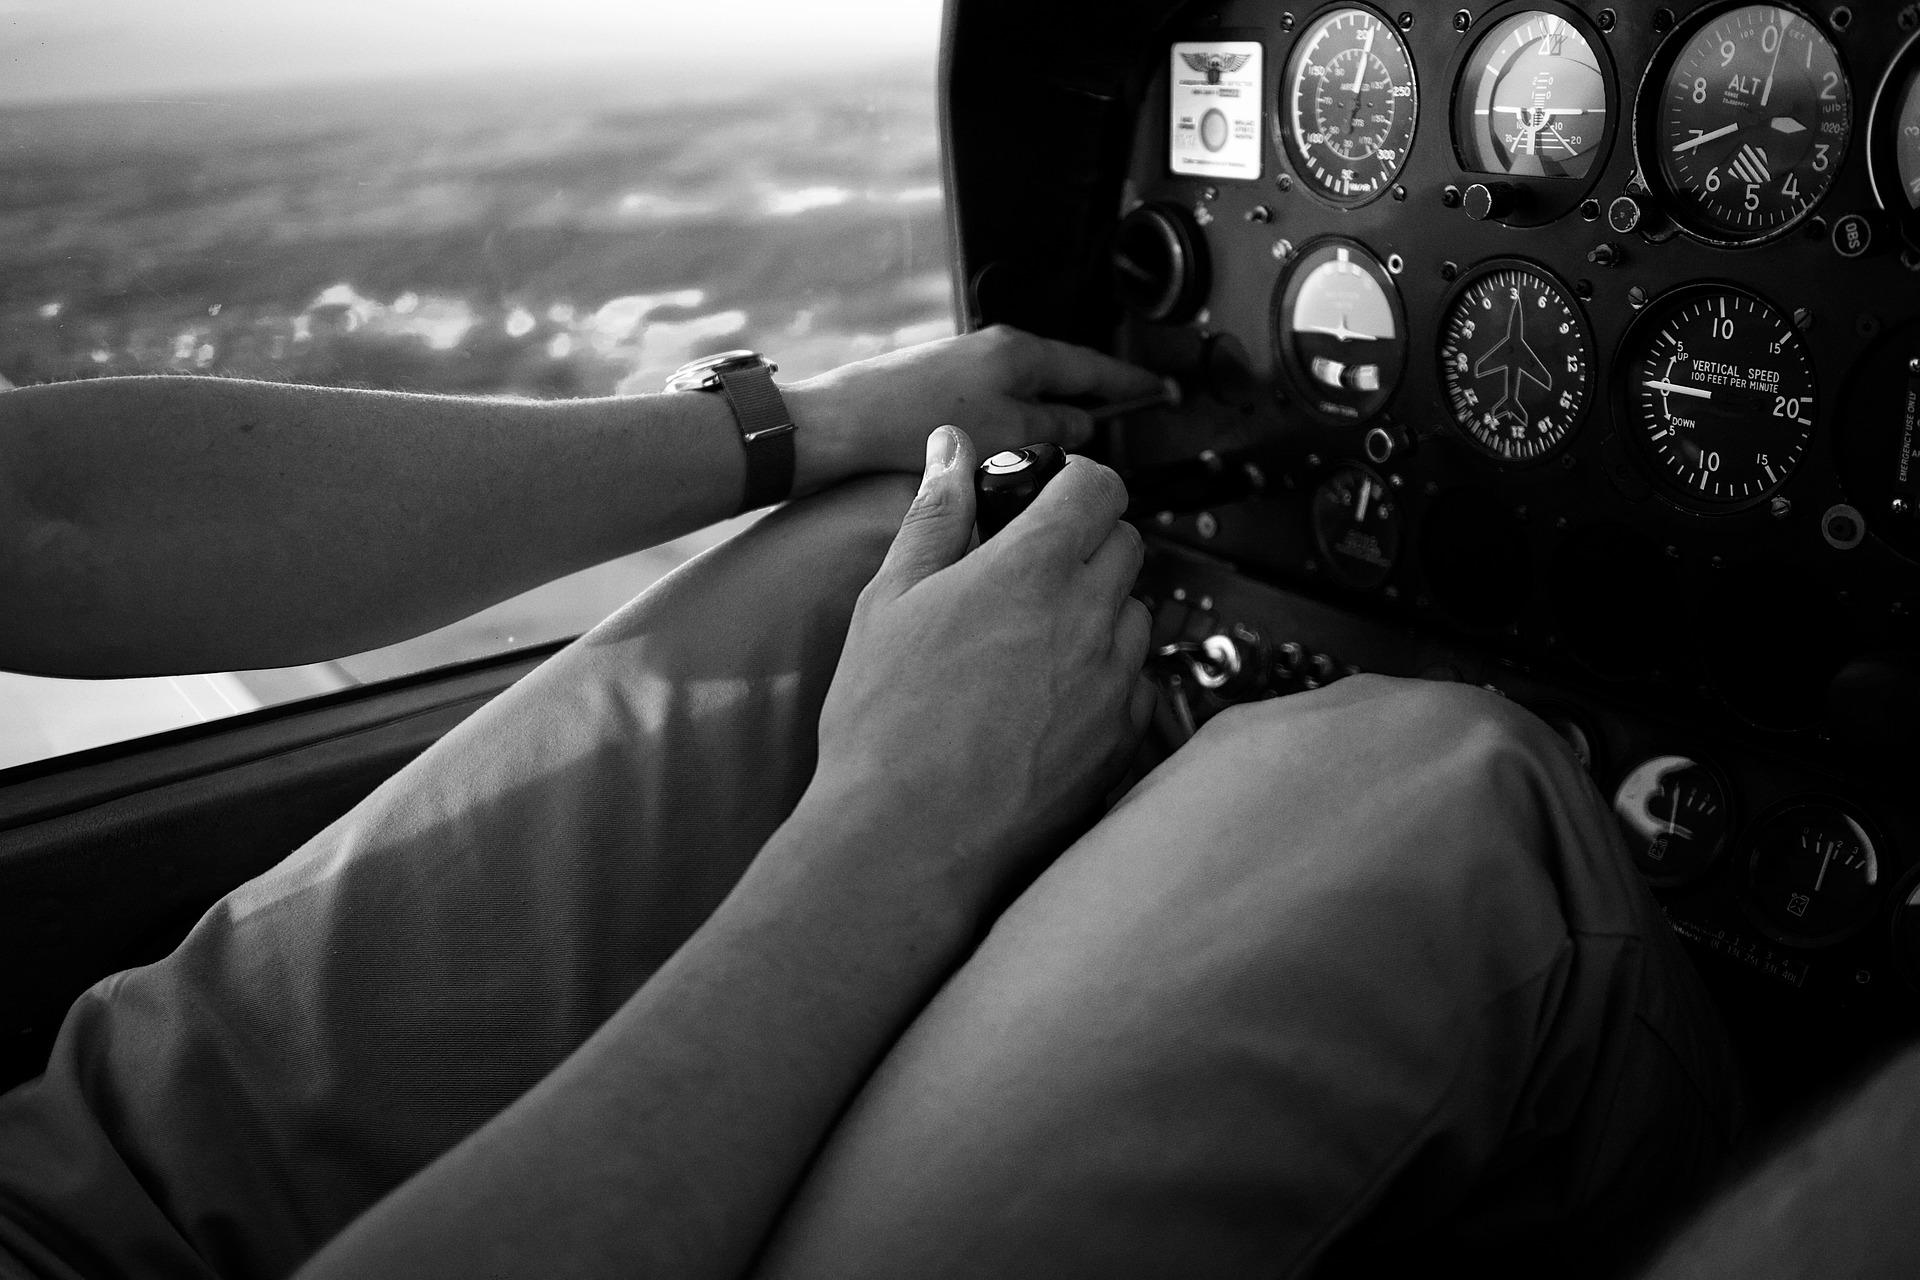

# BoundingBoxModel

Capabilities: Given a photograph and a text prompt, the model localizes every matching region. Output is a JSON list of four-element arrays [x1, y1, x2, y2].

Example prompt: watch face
[[667, 349, 772, 391]]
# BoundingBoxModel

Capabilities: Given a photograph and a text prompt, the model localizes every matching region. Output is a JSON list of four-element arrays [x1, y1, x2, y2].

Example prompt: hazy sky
[[0, 0, 945, 104]]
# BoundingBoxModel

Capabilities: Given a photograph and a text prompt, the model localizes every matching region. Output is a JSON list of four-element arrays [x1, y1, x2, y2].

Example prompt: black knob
[[976, 444, 1067, 540], [1463, 182, 1518, 222]]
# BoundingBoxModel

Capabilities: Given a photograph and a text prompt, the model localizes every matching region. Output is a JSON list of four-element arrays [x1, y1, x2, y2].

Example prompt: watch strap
[[715, 364, 795, 512]]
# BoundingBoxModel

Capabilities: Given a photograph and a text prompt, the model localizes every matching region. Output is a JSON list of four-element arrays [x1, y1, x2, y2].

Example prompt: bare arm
[[293, 430, 1156, 1279], [0, 327, 1161, 676]]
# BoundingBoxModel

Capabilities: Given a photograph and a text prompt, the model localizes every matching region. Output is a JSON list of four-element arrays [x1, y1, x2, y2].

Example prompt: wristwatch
[[665, 350, 796, 512]]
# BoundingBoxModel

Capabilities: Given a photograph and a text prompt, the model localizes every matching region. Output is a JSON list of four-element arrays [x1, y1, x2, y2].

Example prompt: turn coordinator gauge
[[1273, 238, 1406, 425]]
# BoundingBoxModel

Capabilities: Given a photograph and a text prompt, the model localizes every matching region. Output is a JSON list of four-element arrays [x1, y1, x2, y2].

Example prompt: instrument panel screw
[[1275, 174, 1294, 193], [1830, 7, 1852, 32], [1627, 285, 1649, 309], [1893, 496, 1915, 516], [1574, 278, 1594, 300], [1653, 9, 1675, 32], [1907, 357, 1920, 374], [1280, 12, 1295, 31], [1271, 237, 1295, 261], [1391, 184, 1407, 202], [1900, 7, 1919, 33], [1441, 184, 1462, 208], [1196, 512, 1219, 540], [1597, 8, 1616, 31], [1399, 12, 1416, 30], [1857, 313, 1881, 337], [1440, 260, 1459, 281], [1452, 9, 1471, 31], [1201, 185, 1219, 202], [1793, 307, 1813, 331], [1770, 496, 1793, 519], [1664, 544, 1682, 559]]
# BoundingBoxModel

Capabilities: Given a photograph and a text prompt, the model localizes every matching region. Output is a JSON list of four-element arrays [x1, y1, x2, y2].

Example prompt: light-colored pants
[[0, 477, 1741, 1279]]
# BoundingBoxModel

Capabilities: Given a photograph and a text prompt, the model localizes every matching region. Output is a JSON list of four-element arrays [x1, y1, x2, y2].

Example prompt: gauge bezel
[[1740, 796, 1886, 949], [1632, 1, 1854, 249], [1612, 281, 1818, 514], [1444, 0, 1621, 226], [1434, 257, 1596, 467], [1609, 752, 1737, 890], [1865, 28, 1920, 251], [1275, 3, 1420, 208], [1112, 201, 1211, 324], [1271, 236, 1409, 426]]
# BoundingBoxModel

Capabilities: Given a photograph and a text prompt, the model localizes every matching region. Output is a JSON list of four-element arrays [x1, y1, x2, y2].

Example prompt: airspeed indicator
[[1622, 287, 1816, 511], [1280, 7, 1418, 205]]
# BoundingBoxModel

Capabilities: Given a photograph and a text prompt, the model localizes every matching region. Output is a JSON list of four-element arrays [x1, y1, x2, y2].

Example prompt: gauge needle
[[1355, 478, 1373, 523], [1770, 116, 1806, 134], [1761, 12, 1792, 108], [1643, 379, 1712, 399], [1350, 22, 1375, 94], [1815, 841, 1833, 892], [1672, 122, 1739, 153]]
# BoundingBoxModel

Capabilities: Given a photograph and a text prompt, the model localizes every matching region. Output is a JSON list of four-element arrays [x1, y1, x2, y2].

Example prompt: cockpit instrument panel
[[947, 0, 1920, 1037]]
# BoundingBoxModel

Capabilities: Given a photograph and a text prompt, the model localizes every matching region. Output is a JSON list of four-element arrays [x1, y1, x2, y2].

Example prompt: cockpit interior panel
[[946, 0, 1920, 1105]]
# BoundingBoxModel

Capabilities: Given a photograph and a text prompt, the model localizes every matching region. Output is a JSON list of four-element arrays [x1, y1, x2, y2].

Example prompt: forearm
[[295, 781, 982, 1280], [0, 376, 747, 674]]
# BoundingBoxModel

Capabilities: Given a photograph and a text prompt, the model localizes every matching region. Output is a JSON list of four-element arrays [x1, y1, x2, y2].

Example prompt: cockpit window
[[0, 0, 951, 770]]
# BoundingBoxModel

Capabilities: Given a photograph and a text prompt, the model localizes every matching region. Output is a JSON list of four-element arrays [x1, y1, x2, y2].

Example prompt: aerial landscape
[[0, 59, 954, 766]]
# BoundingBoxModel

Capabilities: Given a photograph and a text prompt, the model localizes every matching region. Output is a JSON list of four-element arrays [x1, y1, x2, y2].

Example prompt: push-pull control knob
[[1463, 182, 1519, 222], [1155, 631, 1265, 697], [975, 443, 1067, 540]]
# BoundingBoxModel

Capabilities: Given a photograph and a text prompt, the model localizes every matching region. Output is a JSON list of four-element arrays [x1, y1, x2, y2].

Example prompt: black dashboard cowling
[[944, 0, 1920, 1110]]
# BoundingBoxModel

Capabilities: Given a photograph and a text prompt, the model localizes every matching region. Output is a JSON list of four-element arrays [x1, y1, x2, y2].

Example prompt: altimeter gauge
[[1280, 7, 1418, 205], [1621, 286, 1815, 510], [1642, 4, 1851, 245], [1455, 9, 1610, 179], [1437, 262, 1592, 463]]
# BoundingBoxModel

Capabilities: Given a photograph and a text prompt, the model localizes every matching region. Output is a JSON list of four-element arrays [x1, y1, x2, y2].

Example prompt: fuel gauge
[[1311, 463, 1402, 588], [1613, 755, 1731, 887], [1745, 801, 1883, 947]]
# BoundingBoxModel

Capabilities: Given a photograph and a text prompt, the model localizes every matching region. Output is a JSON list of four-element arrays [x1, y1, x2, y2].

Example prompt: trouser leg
[[0, 476, 916, 1280], [756, 675, 1744, 1279]]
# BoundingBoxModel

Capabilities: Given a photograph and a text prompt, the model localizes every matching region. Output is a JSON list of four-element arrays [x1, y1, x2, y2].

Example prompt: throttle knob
[[976, 444, 1067, 540]]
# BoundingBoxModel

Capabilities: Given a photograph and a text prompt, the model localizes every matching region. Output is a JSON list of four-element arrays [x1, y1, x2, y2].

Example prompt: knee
[[1193, 675, 1607, 913]]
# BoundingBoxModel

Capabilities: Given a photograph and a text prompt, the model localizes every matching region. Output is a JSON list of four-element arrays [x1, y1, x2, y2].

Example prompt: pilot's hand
[[809, 425, 1156, 909], [784, 325, 1165, 497]]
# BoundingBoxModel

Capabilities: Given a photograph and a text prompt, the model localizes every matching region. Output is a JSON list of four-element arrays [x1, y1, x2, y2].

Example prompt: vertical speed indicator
[[1622, 287, 1816, 510], [1280, 7, 1418, 205]]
